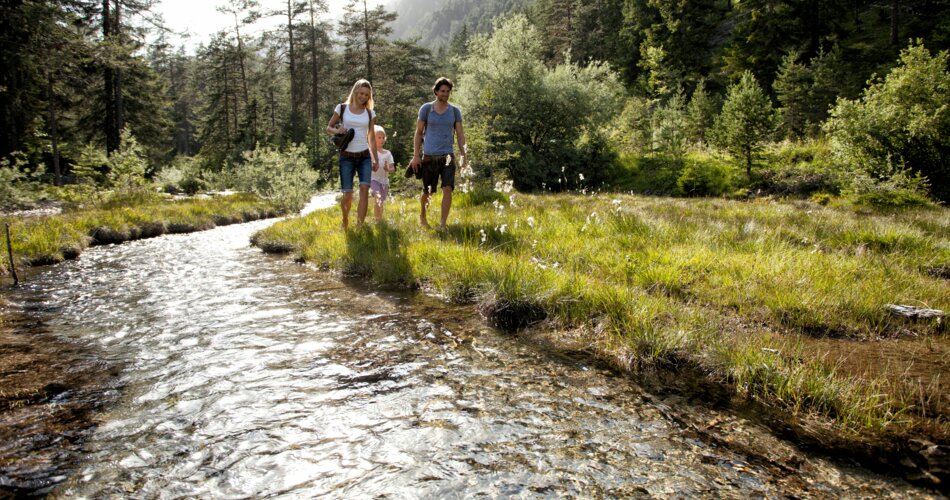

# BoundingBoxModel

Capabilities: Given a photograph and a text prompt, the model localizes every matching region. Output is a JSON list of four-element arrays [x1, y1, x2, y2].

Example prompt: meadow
[[252, 188, 949, 449]]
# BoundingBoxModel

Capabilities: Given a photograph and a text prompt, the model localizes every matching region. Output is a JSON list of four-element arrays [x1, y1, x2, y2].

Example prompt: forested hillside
[[2, 0, 949, 208], [386, 0, 532, 48]]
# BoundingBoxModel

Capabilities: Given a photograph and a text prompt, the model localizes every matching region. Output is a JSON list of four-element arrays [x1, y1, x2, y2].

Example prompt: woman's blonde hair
[[346, 79, 375, 110]]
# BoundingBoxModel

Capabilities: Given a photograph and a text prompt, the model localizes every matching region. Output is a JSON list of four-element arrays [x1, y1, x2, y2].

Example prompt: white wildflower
[[527, 216, 535, 228]]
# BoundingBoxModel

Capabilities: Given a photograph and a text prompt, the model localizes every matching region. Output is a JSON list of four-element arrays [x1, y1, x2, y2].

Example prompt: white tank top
[[336, 104, 375, 153]]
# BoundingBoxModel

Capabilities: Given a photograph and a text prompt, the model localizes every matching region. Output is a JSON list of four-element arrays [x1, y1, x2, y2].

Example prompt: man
[[409, 77, 467, 229]]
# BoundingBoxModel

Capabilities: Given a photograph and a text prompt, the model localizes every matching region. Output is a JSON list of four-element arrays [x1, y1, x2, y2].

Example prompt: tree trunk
[[363, 0, 372, 82], [102, 0, 118, 153], [233, 11, 250, 106], [890, 0, 899, 46], [745, 147, 753, 178], [309, 0, 320, 159], [46, 73, 62, 186], [114, 0, 123, 139], [287, 0, 300, 144]]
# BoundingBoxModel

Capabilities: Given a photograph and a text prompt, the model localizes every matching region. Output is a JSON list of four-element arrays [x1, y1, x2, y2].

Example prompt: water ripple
[[0, 213, 914, 497]]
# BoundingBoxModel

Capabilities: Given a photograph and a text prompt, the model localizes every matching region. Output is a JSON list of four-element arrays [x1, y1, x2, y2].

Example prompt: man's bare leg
[[419, 191, 431, 228], [439, 186, 452, 229]]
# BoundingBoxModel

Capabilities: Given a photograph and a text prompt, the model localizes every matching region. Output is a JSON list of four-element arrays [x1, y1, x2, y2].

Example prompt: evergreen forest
[[2, 0, 950, 208]]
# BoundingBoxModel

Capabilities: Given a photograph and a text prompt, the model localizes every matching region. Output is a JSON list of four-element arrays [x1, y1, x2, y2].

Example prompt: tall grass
[[1, 193, 281, 273], [253, 190, 950, 432]]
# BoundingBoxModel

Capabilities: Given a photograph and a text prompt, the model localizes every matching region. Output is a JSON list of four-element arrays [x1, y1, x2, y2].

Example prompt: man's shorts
[[421, 154, 456, 194]]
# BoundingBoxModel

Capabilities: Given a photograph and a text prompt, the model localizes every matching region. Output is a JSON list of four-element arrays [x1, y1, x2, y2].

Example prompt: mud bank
[[515, 325, 949, 493]]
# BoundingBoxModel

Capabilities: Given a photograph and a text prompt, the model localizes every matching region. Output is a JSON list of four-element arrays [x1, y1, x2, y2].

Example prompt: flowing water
[[1, 196, 929, 497]]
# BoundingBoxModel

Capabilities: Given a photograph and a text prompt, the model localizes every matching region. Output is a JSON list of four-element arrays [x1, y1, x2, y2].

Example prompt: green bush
[[455, 14, 624, 192], [676, 159, 732, 197], [844, 166, 933, 208], [755, 140, 844, 196], [651, 93, 688, 159], [825, 41, 950, 202], [0, 152, 45, 210], [609, 155, 684, 195], [155, 155, 208, 194], [232, 145, 319, 212], [107, 130, 149, 194]]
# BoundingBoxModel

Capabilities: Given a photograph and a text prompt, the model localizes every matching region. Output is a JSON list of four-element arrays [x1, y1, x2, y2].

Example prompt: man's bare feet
[[420, 218, 430, 228]]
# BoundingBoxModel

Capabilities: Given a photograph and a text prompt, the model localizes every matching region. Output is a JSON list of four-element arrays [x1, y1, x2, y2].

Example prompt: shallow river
[[3, 197, 927, 497]]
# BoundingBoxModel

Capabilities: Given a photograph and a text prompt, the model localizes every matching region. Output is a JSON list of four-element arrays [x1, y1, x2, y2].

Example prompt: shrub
[[611, 96, 655, 155], [825, 41, 950, 202], [676, 159, 731, 197], [455, 14, 624, 191], [232, 145, 318, 212], [155, 155, 208, 195], [755, 140, 844, 196], [844, 165, 933, 208], [107, 130, 149, 194], [0, 152, 45, 210], [651, 93, 688, 159]]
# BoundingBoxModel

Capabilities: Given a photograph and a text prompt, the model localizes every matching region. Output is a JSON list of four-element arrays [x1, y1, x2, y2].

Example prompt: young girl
[[371, 125, 396, 222]]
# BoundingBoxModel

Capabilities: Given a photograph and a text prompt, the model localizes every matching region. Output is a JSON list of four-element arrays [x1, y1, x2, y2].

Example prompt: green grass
[[1, 193, 282, 273], [253, 188, 950, 435]]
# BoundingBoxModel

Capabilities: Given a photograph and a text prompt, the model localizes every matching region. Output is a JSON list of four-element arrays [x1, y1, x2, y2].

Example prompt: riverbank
[[252, 189, 949, 489], [0, 193, 284, 276]]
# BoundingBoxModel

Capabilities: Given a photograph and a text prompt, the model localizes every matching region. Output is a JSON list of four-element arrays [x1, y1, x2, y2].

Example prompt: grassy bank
[[253, 190, 949, 460], [1, 193, 283, 274]]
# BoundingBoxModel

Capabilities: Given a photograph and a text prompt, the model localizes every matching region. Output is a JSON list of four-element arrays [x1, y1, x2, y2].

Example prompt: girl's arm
[[368, 115, 379, 171]]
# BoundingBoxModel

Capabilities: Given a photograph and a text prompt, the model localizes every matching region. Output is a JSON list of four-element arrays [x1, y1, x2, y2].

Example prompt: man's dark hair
[[433, 77, 454, 94]]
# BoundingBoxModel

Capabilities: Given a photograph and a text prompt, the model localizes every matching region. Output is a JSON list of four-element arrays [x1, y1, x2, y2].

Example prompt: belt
[[423, 154, 452, 162], [340, 149, 370, 158]]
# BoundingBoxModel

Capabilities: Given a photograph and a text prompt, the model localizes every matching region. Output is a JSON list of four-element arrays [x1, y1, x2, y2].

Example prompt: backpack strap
[[423, 100, 435, 133]]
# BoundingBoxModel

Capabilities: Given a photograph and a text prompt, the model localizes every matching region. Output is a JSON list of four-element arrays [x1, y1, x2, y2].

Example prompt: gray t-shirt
[[419, 102, 462, 156]]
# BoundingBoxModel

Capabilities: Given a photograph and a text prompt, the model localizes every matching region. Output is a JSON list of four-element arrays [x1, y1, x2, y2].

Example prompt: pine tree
[[712, 71, 777, 177], [338, 0, 396, 84]]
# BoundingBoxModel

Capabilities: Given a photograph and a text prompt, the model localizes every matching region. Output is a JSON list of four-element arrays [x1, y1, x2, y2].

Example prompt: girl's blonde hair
[[346, 79, 375, 110], [374, 124, 386, 139]]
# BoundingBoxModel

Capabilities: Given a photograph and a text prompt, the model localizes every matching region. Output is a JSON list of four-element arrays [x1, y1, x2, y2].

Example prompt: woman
[[327, 79, 379, 229]]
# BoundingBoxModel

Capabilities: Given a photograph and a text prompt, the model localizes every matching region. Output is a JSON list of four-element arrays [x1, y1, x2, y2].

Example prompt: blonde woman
[[327, 79, 380, 229]]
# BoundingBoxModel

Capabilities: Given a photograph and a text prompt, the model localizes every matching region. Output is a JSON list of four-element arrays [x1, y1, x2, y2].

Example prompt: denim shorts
[[339, 154, 372, 192]]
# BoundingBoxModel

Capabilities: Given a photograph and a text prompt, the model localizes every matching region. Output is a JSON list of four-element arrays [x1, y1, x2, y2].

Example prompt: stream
[[0, 195, 926, 497]]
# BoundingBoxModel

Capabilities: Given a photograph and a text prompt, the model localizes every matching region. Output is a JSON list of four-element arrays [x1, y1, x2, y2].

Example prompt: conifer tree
[[712, 71, 777, 177]]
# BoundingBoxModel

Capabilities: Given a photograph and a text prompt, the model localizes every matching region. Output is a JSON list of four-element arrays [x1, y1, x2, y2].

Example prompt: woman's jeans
[[339, 152, 372, 192]]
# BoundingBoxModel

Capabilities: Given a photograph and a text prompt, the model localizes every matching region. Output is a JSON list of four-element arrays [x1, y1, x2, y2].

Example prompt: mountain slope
[[387, 0, 531, 49]]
